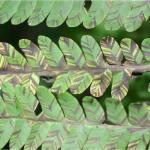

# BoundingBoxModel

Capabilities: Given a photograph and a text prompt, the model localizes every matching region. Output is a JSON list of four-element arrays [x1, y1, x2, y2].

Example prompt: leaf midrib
[[2, 64, 150, 76], [1, 115, 150, 129]]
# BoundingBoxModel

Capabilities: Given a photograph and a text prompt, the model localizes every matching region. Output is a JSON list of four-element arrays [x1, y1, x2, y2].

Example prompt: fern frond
[[0, 36, 150, 100], [0, 0, 149, 31], [0, 82, 150, 149]]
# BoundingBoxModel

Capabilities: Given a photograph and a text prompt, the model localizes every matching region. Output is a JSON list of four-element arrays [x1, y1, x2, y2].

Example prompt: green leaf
[[111, 69, 132, 101], [15, 85, 37, 118], [128, 103, 150, 126], [58, 92, 85, 122], [124, 1, 147, 32], [59, 37, 85, 68], [46, 0, 73, 27], [82, 96, 105, 124], [127, 129, 150, 150], [0, 119, 15, 149], [69, 71, 92, 94], [103, 1, 130, 30], [66, 0, 86, 27], [0, 53, 7, 70], [104, 128, 131, 150], [38, 36, 65, 67], [90, 69, 112, 97], [19, 39, 48, 68], [11, 0, 37, 25], [105, 98, 129, 125], [61, 126, 88, 150], [100, 36, 123, 65], [82, 127, 110, 150], [0, 35, 147, 99], [83, 0, 109, 29], [2, 82, 18, 116], [0, 43, 26, 69], [28, 0, 54, 26], [51, 72, 73, 94], [9, 120, 31, 150], [0, 83, 149, 149], [120, 38, 143, 64], [141, 38, 150, 61], [0, 0, 148, 31], [37, 86, 64, 121], [24, 122, 51, 150], [20, 73, 39, 94], [0, 0, 21, 24], [81, 35, 106, 67], [41, 123, 69, 150]]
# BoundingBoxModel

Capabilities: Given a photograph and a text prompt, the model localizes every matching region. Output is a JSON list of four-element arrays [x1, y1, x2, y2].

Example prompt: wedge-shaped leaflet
[[100, 36, 123, 64], [81, 35, 106, 67], [111, 69, 132, 101], [82, 96, 105, 124], [0, 83, 150, 149], [0, 119, 15, 149], [58, 93, 85, 123], [83, 0, 109, 29], [51, 71, 74, 94], [61, 126, 88, 150], [0, 53, 7, 70], [69, 71, 92, 94], [105, 98, 129, 125], [0, 73, 39, 95], [46, 0, 73, 27], [127, 128, 149, 150], [124, 1, 150, 32], [103, 1, 130, 31], [24, 122, 51, 150], [0, 42, 26, 69], [9, 120, 31, 150], [0, 0, 21, 24], [90, 69, 112, 97], [38, 36, 65, 67], [51, 70, 93, 95], [11, 0, 37, 25], [59, 37, 85, 68], [128, 103, 150, 126], [37, 86, 64, 121], [120, 38, 143, 64], [66, 0, 86, 27], [19, 39, 47, 69], [28, 0, 54, 26], [141, 38, 150, 61], [20, 73, 39, 94], [1, 82, 18, 116]]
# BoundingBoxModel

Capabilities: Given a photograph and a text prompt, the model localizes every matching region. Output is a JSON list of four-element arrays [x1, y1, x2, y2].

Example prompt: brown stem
[[1, 64, 150, 76], [0, 116, 149, 129]]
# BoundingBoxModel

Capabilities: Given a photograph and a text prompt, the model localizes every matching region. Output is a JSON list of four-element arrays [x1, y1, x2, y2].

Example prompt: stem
[[2, 64, 150, 77], [0, 116, 149, 129]]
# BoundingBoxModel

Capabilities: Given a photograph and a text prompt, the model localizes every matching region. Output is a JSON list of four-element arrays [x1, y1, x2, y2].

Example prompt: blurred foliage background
[[0, 19, 150, 109]]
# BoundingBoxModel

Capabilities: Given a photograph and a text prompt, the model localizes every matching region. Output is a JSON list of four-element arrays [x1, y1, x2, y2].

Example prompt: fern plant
[[0, 35, 150, 100], [0, 0, 149, 31], [0, 0, 150, 149], [0, 82, 150, 149], [0, 34, 149, 149]]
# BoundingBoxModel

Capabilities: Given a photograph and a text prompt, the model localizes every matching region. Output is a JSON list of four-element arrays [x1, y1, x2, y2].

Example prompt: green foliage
[[0, 35, 150, 101], [0, 0, 149, 31], [0, 1, 150, 149], [0, 82, 150, 149]]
